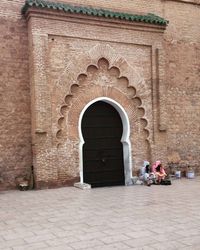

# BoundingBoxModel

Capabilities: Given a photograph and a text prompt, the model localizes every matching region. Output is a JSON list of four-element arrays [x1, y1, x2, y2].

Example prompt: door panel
[[82, 101, 125, 187]]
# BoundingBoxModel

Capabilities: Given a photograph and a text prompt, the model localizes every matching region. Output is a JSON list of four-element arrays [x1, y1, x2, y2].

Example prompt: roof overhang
[[22, 0, 168, 31]]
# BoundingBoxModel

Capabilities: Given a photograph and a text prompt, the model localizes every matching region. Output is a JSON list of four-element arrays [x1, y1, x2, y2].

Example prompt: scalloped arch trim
[[56, 56, 151, 145], [55, 44, 145, 95]]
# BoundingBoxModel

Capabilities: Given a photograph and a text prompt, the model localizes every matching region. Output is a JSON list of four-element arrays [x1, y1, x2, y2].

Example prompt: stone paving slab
[[0, 178, 200, 250]]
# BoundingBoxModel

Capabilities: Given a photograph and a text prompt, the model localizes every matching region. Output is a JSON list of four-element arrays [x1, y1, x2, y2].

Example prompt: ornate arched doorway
[[81, 101, 125, 187]]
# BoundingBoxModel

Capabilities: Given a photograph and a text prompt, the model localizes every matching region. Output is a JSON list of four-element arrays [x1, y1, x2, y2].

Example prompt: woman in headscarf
[[151, 160, 167, 184], [140, 161, 154, 186]]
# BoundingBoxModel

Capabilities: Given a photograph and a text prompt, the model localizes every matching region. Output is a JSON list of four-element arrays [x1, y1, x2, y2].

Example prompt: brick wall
[[0, 0, 32, 190], [0, 0, 199, 189], [50, 0, 200, 174], [164, 1, 200, 172]]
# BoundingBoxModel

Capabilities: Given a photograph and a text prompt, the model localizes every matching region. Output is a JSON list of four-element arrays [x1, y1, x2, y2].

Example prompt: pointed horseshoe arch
[[79, 97, 132, 186], [55, 44, 152, 146]]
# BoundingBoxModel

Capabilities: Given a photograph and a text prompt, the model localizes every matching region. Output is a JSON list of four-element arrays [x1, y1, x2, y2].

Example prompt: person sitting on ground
[[140, 161, 155, 186], [152, 160, 167, 184]]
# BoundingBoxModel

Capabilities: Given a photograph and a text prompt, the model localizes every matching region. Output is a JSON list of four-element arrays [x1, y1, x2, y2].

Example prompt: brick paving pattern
[[0, 178, 200, 250]]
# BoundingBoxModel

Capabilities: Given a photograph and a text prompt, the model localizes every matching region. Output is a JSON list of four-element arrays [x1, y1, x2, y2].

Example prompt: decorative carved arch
[[53, 44, 152, 146]]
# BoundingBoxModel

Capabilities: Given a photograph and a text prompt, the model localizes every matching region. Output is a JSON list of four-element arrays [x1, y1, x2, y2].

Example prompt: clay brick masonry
[[0, 0, 199, 190]]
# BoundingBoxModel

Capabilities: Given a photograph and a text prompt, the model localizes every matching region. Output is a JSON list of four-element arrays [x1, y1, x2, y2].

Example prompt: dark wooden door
[[82, 101, 125, 187]]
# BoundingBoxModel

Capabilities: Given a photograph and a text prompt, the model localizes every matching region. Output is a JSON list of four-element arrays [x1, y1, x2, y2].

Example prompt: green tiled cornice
[[22, 0, 168, 26]]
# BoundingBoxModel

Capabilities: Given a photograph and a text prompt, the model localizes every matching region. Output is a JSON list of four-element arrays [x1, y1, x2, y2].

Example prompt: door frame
[[78, 97, 133, 186]]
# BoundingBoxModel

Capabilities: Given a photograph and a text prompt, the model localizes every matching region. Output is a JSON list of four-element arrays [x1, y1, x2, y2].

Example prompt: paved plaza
[[0, 178, 200, 250]]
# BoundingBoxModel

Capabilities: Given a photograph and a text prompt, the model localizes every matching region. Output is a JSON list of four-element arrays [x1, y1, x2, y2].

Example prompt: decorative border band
[[22, 0, 168, 26]]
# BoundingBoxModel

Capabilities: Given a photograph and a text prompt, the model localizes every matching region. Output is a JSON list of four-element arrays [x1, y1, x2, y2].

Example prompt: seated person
[[152, 160, 167, 184], [140, 161, 155, 186]]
